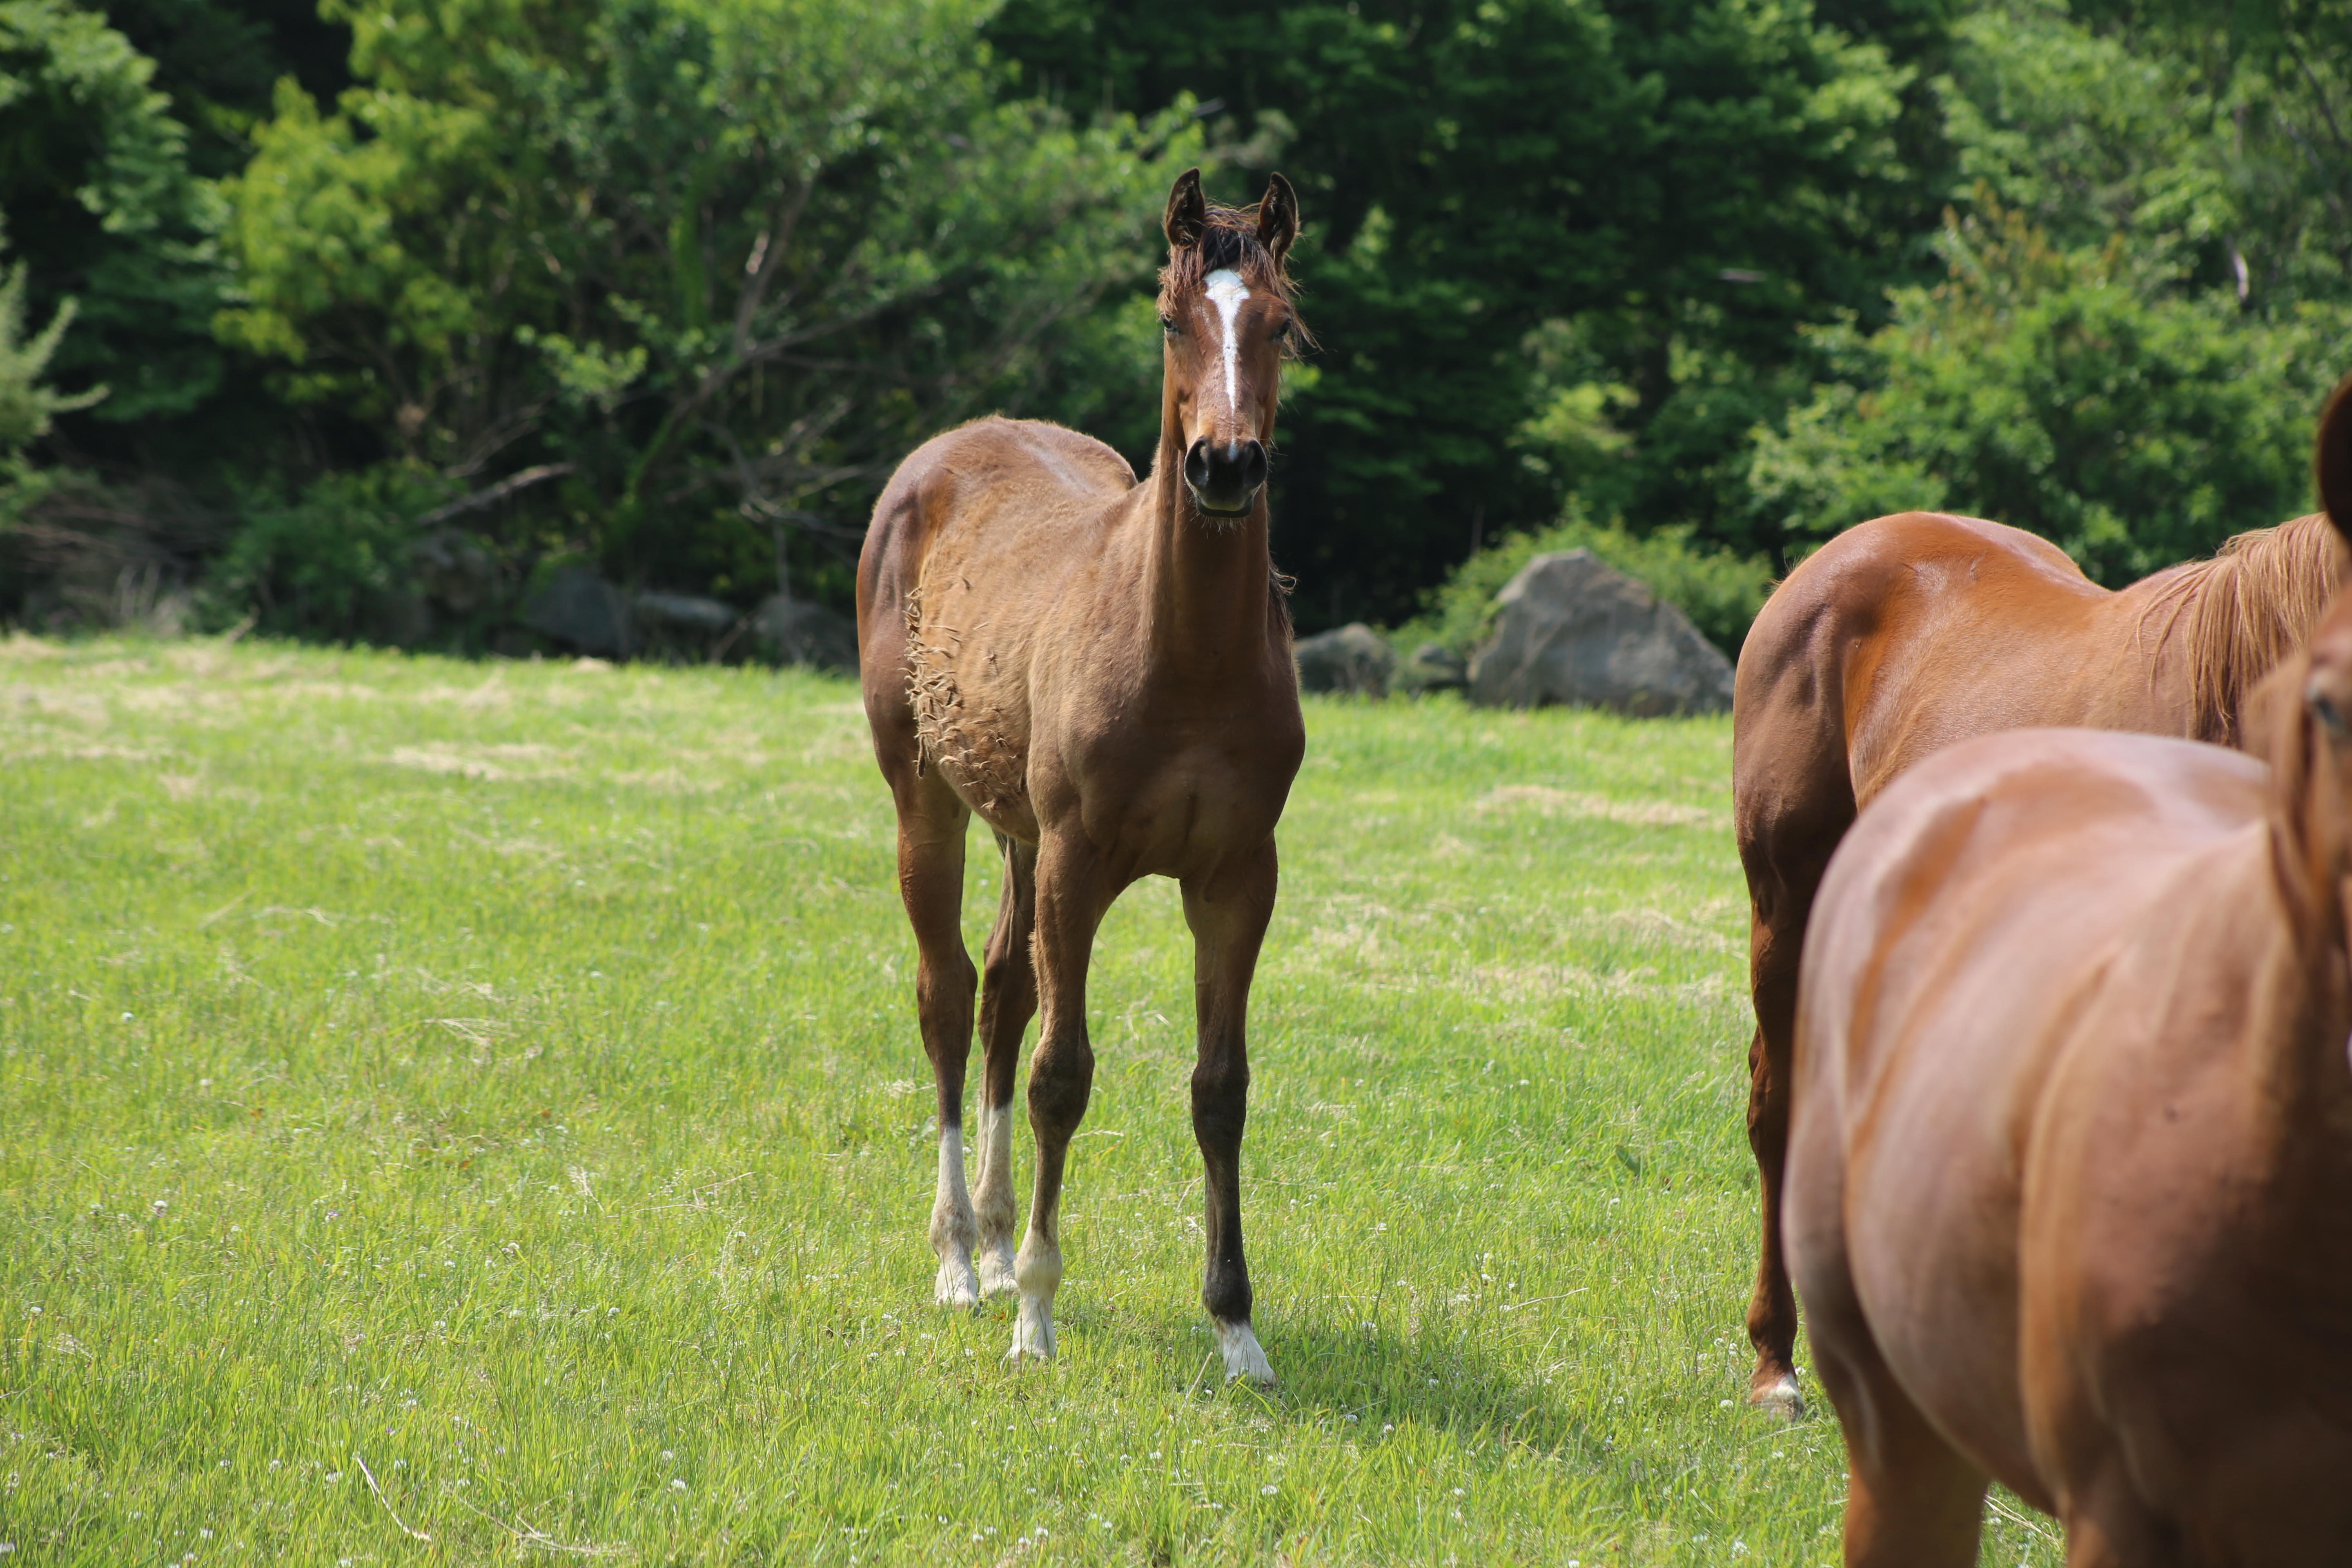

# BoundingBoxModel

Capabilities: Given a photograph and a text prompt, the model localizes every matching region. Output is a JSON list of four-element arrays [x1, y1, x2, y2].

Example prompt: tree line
[[4, 0, 2349, 651]]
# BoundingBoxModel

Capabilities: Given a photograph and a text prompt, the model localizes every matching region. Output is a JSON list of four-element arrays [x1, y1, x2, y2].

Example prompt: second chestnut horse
[[1733, 503, 2345, 1412], [1785, 379, 2352, 1562]]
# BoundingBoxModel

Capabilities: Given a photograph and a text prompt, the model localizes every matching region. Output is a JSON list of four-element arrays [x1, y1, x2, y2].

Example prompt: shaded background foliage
[[2, 0, 2350, 650]]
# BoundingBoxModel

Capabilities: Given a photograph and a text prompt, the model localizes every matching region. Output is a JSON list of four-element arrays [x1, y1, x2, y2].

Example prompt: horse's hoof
[[1007, 1296, 1055, 1364], [976, 1239, 1019, 1298], [1748, 1373, 1805, 1419], [934, 1255, 980, 1310], [1216, 1319, 1277, 1386]]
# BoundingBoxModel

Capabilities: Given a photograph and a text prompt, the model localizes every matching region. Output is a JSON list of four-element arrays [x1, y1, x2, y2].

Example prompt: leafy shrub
[[1396, 508, 1775, 659], [1748, 199, 2352, 586], [211, 464, 459, 640]]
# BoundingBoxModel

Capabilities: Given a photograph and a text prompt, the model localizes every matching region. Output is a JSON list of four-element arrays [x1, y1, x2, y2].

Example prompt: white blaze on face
[[1204, 268, 1252, 417]]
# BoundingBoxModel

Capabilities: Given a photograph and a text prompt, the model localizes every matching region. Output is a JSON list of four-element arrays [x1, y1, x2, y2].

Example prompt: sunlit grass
[[0, 635, 2060, 1566]]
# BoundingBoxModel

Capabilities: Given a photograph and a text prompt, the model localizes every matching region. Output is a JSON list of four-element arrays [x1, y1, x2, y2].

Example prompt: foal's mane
[[2149, 512, 2350, 744], [1160, 204, 1311, 344]]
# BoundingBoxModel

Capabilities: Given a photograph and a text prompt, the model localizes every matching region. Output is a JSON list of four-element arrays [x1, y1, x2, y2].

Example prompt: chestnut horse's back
[[1737, 513, 2137, 823]]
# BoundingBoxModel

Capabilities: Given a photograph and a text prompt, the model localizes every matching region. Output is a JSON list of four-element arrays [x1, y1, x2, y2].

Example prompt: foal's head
[[1158, 168, 1305, 519]]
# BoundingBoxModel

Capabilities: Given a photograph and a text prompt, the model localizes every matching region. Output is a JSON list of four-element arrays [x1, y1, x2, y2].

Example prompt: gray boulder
[[358, 585, 432, 648], [753, 593, 858, 672], [1396, 641, 1469, 694], [1468, 549, 1734, 716], [522, 565, 637, 658], [414, 529, 499, 614], [1293, 622, 1397, 696], [635, 591, 738, 637]]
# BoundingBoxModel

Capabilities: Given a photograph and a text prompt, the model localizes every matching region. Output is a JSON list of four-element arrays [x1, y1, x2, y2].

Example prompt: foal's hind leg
[[1007, 833, 1113, 1364], [971, 831, 1040, 1296], [1182, 838, 1280, 1384], [889, 774, 982, 1307]]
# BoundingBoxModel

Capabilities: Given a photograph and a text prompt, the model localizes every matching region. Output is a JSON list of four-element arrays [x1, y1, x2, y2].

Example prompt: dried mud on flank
[[903, 581, 1027, 814]]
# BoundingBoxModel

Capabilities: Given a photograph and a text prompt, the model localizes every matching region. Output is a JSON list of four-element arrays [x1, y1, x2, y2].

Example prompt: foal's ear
[[1257, 172, 1299, 265], [1164, 168, 1207, 251], [2321, 372, 2352, 545]]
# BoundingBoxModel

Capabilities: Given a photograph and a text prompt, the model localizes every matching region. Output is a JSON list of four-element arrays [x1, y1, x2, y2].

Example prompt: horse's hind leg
[[1739, 775, 1851, 1416], [1820, 1327, 1988, 1567], [1182, 837, 1280, 1385], [889, 772, 981, 1307], [1790, 1089, 1984, 1565], [971, 831, 1039, 1296]]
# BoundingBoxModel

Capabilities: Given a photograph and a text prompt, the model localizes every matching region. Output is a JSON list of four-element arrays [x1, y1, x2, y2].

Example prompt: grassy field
[[0, 636, 2064, 1566]]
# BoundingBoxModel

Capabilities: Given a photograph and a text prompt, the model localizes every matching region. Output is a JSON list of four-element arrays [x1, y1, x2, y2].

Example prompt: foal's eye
[[1159, 314, 1178, 335], [1271, 318, 1292, 341]]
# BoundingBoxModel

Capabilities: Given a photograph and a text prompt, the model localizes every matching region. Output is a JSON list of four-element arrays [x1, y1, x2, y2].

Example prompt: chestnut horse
[[856, 170, 1305, 1379], [1733, 506, 2345, 1412], [1784, 382, 2352, 1564]]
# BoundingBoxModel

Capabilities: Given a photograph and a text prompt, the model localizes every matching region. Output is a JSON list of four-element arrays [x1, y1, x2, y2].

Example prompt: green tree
[[1748, 199, 2350, 583], [216, 0, 1197, 606], [988, 0, 1938, 624], [0, 258, 101, 456], [0, 0, 226, 429]]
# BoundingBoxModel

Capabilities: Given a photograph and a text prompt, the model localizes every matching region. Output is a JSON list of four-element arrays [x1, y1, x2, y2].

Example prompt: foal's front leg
[[1182, 838, 1279, 1385], [1007, 836, 1111, 1364]]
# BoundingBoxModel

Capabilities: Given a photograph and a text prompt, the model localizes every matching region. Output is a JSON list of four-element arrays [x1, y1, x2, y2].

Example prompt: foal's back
[[860, 414, 1137, 644], [858, 416, 1138, 822]]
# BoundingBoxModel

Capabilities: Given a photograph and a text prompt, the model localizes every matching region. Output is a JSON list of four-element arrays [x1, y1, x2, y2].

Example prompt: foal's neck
[[1139, 433, 1276, 682]]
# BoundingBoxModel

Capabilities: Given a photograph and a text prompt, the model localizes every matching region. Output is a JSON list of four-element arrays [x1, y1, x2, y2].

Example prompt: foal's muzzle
[[1185, 437, 1267, 517]]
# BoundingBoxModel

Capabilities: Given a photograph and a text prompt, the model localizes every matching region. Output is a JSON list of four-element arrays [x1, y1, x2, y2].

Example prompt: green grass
[[0, 636, 2064, 1566]]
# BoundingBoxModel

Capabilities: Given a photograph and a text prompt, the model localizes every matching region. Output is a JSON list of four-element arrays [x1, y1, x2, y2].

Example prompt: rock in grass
[[753, 593, 858, 672], [1397, 641, 1469, 694], [635, 591, 738, 637], [1293, 622, 1397, 697], [414, 529, 501, 615], [1468, 549, 1733, 716], [523, 564, 638, 658]]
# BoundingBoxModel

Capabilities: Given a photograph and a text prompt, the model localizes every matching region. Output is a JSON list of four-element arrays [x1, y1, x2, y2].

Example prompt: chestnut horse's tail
[[2166, 513, 2349, 744]]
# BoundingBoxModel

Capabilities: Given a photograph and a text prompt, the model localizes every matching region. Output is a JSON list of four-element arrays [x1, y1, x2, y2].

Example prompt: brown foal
[[855, 170, 1305, 1379], [1786, 381, 2352, 1564], [1733, 506, 2344, 1412]]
